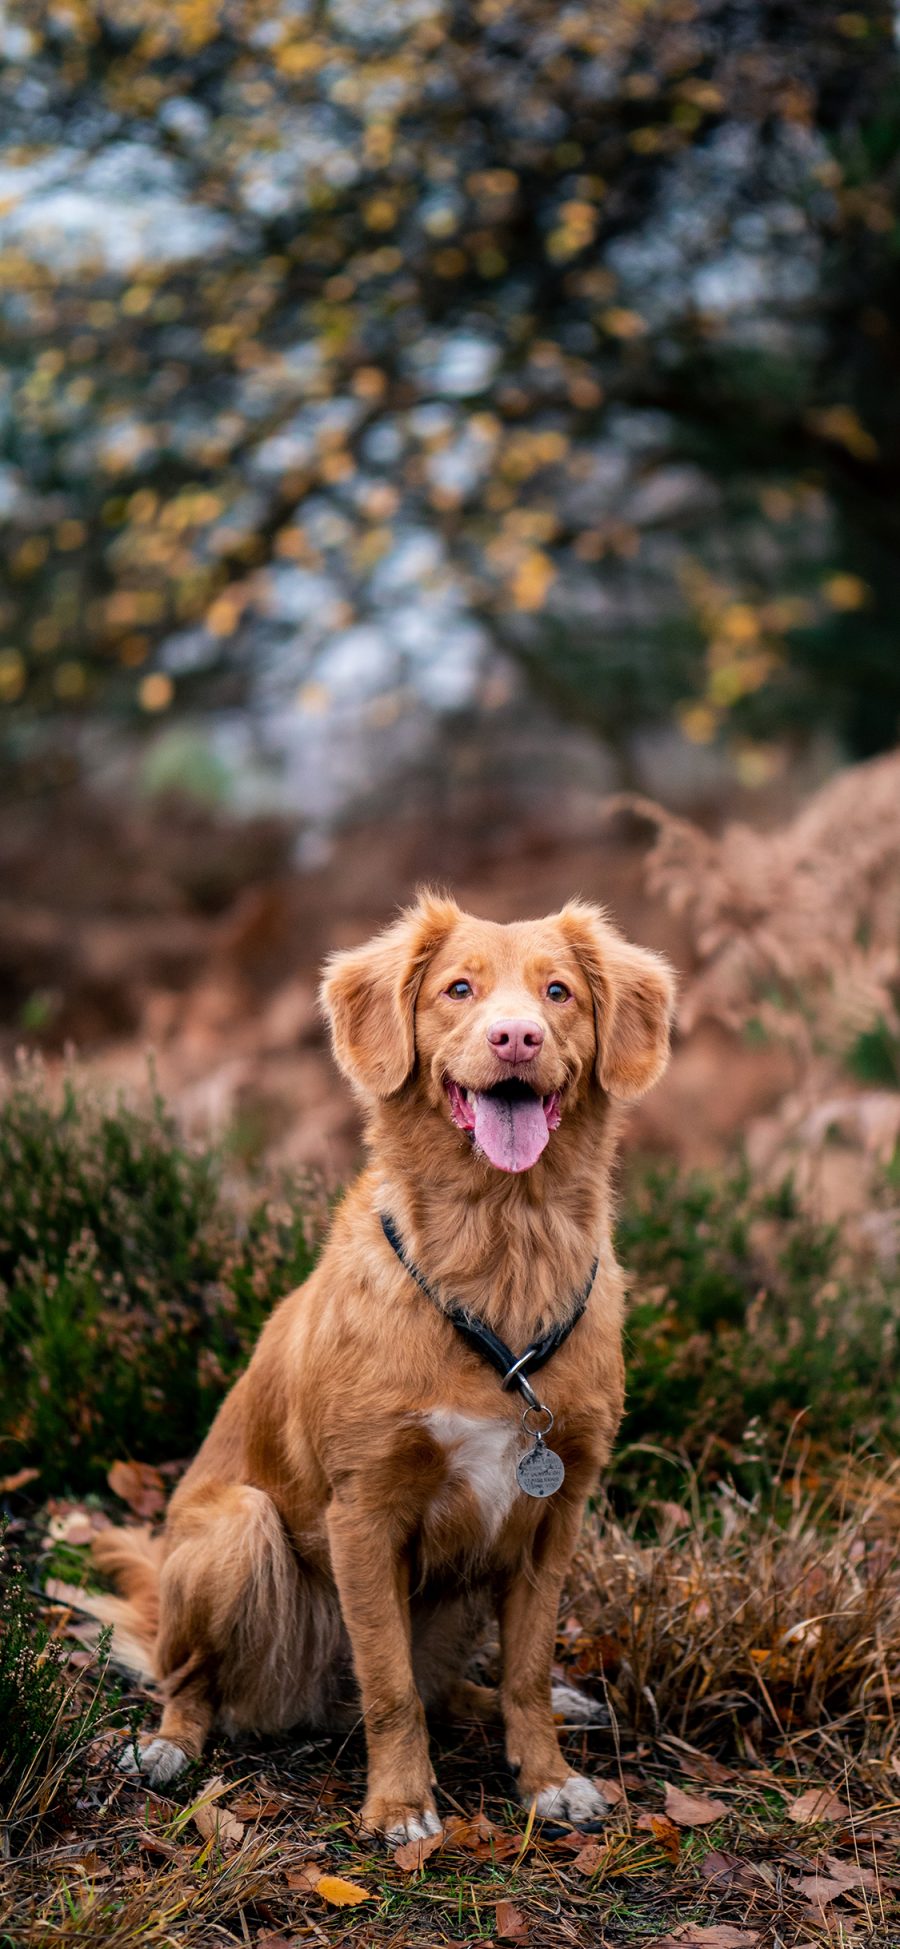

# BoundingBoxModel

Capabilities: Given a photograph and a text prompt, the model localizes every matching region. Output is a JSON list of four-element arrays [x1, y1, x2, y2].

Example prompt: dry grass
[[3, 907, 899, 1943], [613, 751, 900, 1062], [572, 1463, 900, 1791], [3, 1464, 900, 1948]]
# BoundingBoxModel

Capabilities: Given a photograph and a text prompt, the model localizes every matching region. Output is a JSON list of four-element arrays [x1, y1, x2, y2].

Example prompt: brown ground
[[0, 778, 797, 1184]]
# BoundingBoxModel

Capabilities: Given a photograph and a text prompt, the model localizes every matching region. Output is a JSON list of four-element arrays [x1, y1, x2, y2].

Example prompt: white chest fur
[[423, 1410, 519, 1538]]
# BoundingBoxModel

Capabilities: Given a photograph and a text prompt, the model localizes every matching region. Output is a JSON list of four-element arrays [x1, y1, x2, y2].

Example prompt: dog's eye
[[446, 979, 473, 1000], [546, 981, 571, 1003]]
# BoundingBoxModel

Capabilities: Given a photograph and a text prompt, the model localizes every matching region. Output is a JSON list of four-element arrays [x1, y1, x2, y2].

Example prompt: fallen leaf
[[0, 1466, 40, 1494], [822, 1854, 878, 1890], [653, 1926, 758, 1949], [787, 1788, 850, 1826], [443, 1812, 519, 1860], [571, 1632, 622, 1677], [495, 1898, 530, 1941], [229, 1795, 286, 1820], [699, 1850, 761, 1893], [191, 1779, 244, 1852], [665, 1784, 729, 1827], [256, 1936, 297, 1948], [795, 1859, 877, 1904], [107, 1459, 166, 1519], [570, 1840, 605, 1875], [284, 1863, 323, 1893], [392, 1830, 443, 1872], [795, 1875, 858, 1907], [137, 1829, 178, 1860], [636, 1812, 681, 1861], [677, 1752, 735, 1786], [71, 1852, 111, 1877], [592, 1776, 625, 1805], [315, 1874, 371, 1906]]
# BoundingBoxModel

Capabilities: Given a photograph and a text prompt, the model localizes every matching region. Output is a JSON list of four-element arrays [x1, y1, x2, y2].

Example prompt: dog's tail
[[85, 1526, 162, 1683]]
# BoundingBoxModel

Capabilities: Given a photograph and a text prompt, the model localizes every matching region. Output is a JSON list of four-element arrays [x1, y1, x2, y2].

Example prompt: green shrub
[[849, 1018, 900, 1088], [617, 1164, 900, 1491], [1, 1063, 896, 1501], [0, 1061, 321, 1491], [0, 1525, 112, 1821]]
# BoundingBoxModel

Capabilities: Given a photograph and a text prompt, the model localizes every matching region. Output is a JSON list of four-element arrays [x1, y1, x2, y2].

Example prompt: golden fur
[[92, 893, 674, 1840]]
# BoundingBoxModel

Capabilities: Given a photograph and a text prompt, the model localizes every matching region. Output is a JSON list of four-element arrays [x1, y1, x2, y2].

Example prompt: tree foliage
[[0, 0, 898, 772]]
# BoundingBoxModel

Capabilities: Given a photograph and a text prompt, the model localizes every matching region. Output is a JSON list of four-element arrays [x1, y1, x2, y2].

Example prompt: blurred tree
[[0, 0, 897, 778]]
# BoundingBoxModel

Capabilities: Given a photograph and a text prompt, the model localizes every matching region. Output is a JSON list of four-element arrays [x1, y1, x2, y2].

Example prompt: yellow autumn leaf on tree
[[822, 572, 869, 610], [678, 701, 717, 744], [599, 307, 648, 339], [511, 550, 556, 611], [276, 41, 327, 76], [807, 405, 878, 461]]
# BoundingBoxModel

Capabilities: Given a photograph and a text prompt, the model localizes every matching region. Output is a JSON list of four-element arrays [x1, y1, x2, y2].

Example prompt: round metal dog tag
[[516, 1440, 565, 1498]]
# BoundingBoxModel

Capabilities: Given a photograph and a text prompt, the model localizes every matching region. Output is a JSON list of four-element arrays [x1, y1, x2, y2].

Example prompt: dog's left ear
[[320, 891, 460, 1099], [560, 901, 676, 1101]]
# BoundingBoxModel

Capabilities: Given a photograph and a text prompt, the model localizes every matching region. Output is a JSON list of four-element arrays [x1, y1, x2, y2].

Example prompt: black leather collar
[[380, 1212, 596, 1409]]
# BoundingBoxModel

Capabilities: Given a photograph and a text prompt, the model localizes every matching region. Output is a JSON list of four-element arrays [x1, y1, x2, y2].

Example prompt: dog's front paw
[[117, 1735, 189, 1788], [550, 1681, 609, 1726], [362, 1797, 443, 1847], [527, 1773, 610, 1830]]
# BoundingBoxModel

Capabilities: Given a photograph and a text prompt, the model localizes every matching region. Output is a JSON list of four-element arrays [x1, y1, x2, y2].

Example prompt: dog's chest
[[422, 1410, 519, 1541]]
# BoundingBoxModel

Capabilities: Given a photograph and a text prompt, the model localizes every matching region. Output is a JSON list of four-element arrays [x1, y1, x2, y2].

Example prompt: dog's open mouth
[[445, 1078, 562, 1174]]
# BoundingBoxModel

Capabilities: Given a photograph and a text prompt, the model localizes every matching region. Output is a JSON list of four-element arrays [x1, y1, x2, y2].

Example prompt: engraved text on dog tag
[[516, 1438, 565, 1498]]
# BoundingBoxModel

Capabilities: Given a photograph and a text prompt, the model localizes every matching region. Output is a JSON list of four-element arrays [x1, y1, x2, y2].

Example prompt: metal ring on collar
[[512, 1373, 543, 1412], [521, 1404, 554, 1438], [502, 1347, 538, 1391]]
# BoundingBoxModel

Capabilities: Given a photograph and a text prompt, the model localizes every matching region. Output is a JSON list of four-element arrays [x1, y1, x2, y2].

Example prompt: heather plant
[[618, 1163, 900, 1493], [3, 1072, 900, 1947], [0, 1524, 113, 1823], [1, 1062, 896, 1500], [0, 1061, 321, 1491]]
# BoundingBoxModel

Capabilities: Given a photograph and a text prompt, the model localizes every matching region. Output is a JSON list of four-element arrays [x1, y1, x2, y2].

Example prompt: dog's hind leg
[[119, 1484, 342, 1787], [413, 1595, 501, 1724]]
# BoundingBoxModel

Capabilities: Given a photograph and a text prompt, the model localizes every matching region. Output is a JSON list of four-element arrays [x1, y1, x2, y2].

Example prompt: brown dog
[[93, 893, 674, 1840]]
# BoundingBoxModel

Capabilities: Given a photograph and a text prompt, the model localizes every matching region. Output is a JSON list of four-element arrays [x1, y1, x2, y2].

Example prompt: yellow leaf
[[678, 701, 717, 745], [0, 648, 25, 703], [822, 572, 869, 611], [510, 549, 556, 612], [363, 196, 398, 232], [277, 40, 327, 75], [315, 1874, 372, 1906], [600, 307, 648, 339], [807, 405, 878, 461], [720, 602, 759, 645], [138, 673, 174, 714]]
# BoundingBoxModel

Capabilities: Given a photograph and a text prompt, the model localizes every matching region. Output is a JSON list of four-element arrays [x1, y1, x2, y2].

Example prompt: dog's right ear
[[319, 892, 460, 1099]]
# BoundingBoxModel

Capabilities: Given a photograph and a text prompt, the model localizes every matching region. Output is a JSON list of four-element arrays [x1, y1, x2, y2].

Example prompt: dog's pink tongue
[[473, 1091, 550, 1173]]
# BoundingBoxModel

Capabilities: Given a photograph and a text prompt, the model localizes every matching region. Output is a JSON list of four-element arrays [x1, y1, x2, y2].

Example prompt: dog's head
[[320, 892, 675, 1175]]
